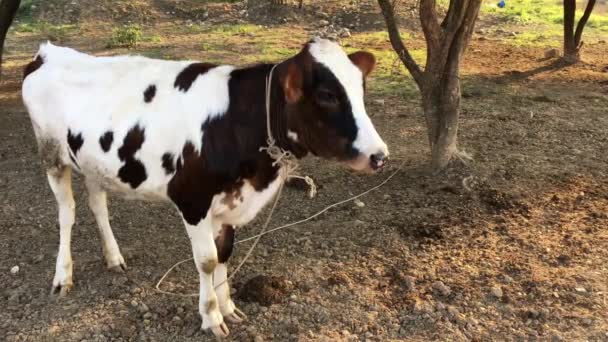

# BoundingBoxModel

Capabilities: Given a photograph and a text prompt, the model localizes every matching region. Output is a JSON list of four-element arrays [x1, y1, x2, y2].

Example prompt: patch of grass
[[13, 22, 79, 42], [144, 34, 163, 44], [258, 46, 298, 60], [507, 30, 561, 48], [482, 0, 608, 32], [205, 24, 261, 35], [108, 25, 143, 48], [139, 48, 181, 60]]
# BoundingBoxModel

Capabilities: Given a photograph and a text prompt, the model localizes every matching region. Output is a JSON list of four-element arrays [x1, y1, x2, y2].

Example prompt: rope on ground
[[154, 160, 405, 297]]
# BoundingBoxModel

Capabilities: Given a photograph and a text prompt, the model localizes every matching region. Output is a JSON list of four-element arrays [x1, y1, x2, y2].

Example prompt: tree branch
[[419, 0, 442, 54], [377, 0, 424, 86], [573, 0, 596, 47], [443, 1, 481, 88], [441, 0, 470, 32]]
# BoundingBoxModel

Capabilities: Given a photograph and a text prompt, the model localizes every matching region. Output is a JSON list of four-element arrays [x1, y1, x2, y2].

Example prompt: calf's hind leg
[[47, 166, 76, 296], [85, 178, 126, 272]]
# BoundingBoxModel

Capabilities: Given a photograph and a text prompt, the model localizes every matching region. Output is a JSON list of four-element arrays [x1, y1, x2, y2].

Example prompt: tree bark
[[0, 0, 21, 80], [563, 0, 578, 62]]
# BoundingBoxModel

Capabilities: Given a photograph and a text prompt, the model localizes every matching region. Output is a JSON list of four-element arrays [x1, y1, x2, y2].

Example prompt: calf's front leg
[[183, 216, 229, 337], [214, 224, 247, 323]]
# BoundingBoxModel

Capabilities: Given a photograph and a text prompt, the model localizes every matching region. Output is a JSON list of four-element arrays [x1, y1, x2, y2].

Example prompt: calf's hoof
[[106, 254, 127, 273], [224, 308, 247, 324], [50, 283, 72, 297], [203, 309, 229, 338], [208, 322, 230, 338], [108, 262, 127, 273]]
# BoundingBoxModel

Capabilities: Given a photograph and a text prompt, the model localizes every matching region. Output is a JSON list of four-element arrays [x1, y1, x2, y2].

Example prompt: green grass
[[108, 25, 143, 48], [482, 0, 608, 32], [204, 24, 261, 35], [12, 22, 79, 41], [507, 30, 561, 47]]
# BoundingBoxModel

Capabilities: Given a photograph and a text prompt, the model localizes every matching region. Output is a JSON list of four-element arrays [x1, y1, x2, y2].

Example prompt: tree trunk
[[0, 0, 20, 48], [563, 0, 596, 63], [563, 0, 579, 62], [0, 0, 21, 80], [421, 64, 462, 169], [378, 0, 481, 170]]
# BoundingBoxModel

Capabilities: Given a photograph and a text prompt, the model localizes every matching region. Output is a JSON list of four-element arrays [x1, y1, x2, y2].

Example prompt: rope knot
[[263, 64, 316, 198]]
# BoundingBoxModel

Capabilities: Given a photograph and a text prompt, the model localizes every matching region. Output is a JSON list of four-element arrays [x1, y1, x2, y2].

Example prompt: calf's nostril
[[370, 152, 388, 169]]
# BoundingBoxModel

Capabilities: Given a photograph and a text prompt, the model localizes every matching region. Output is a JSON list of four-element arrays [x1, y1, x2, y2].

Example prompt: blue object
[[498, 0, 505, 8]]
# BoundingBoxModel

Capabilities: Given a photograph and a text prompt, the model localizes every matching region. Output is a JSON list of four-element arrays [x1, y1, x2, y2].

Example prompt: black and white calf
[[21, 38, 388, 337]]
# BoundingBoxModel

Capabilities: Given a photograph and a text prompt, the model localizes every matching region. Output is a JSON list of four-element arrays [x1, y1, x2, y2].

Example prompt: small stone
[[138, 303, 149, 313], [10, 266, 19, 274], [432, 281, 451, 296], [319, 20, 329, 26], [354, 199, 365, 208], [544, 48, 559, 59], [447, 306, 459, 318], [143, 312, 152, 319], [503, 275, 514, 284], [403, 276, 415, 291], [490, 286, 503, 298], [254, 336, 264, 342], [373, 99, 385, 106], [575, 287, 587, 293]]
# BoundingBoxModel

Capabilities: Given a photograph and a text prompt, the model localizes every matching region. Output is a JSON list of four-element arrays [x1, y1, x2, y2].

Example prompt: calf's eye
[[316, 89, 339, 106]]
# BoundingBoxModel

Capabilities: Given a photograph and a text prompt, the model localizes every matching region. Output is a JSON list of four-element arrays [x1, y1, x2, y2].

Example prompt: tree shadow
[[491, 58, 572, 84]]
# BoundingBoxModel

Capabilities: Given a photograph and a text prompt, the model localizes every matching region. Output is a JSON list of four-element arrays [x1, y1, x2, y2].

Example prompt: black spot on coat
[[174, 63, 216, 92], [23, 55, 44, 80], [143, 85, 156, 103], [117, 125, 147, 188], [161, 153, 175, 175], [215, 225, 235, 263], [99, 131, 114, 152], [67, 129, 84, 156]]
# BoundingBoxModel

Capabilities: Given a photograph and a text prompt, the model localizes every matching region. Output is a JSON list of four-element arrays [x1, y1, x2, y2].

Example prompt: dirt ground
[[1, 1, 608, 341]]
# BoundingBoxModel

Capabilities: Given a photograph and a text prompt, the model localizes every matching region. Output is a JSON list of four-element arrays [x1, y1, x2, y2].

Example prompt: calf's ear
[[283, 63, 303, 104], [348, 51, 376, 78]]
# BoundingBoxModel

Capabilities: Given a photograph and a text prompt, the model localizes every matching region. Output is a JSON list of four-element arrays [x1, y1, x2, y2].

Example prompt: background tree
[[377, 0, 482, 170], [563, 0, 596, 63], [0, 0, 21, 80]]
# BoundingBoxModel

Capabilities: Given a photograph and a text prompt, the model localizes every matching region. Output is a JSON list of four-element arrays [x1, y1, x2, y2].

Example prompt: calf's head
[[280, 38, 388, 173]]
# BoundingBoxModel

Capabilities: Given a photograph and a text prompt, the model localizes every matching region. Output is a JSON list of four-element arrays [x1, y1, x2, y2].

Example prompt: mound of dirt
[[238, 275, 293, 306]]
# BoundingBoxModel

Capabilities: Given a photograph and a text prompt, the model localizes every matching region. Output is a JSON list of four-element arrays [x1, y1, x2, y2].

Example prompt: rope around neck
[[259, 63, 317, 198]]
